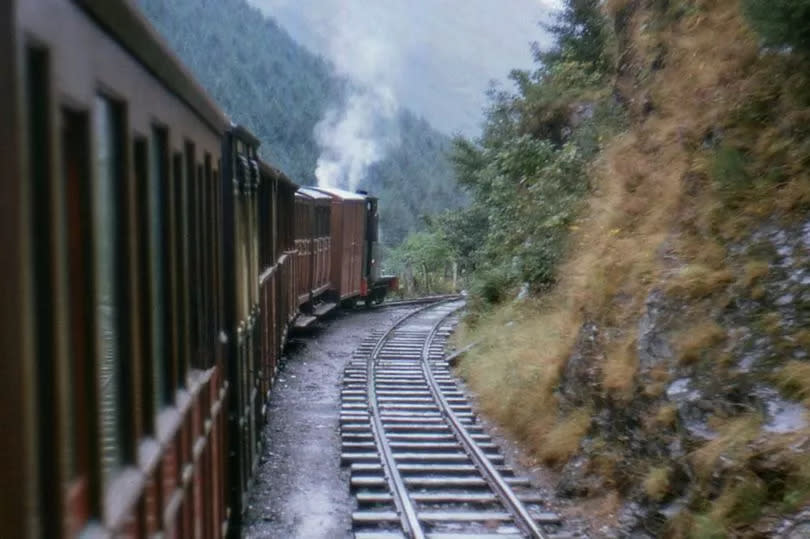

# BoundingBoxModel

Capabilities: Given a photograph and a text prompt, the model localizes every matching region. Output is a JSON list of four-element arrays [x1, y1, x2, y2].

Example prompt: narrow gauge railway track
[[340, 300, 565, 539], [369, 294, 464, 309]]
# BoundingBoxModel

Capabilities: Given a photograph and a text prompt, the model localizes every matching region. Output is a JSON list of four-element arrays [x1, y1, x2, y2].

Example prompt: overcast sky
[[247, 0, 560, 136]]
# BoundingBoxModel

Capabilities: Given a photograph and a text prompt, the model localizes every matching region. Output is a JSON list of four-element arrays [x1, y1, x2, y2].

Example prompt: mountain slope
[[138, 0, 459, 244]]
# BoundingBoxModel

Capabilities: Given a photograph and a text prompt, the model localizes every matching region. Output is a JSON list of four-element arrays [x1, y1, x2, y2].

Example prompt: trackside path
[[243, 306, 418, 538]]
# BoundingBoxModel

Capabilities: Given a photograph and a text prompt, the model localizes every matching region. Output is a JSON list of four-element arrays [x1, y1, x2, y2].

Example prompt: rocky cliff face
[[557, 218, 810, 537], [458, 1, 810, 536]]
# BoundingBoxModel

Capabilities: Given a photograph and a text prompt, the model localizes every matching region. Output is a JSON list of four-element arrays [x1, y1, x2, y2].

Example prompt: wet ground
[[242, 306, 416, 539]]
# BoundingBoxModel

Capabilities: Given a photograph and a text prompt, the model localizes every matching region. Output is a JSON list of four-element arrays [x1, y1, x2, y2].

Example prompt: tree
[[388, 231, 455, 295], [742, 0, 810, 53], [418, 0, 620, 302], [540, 0, 615, 75]]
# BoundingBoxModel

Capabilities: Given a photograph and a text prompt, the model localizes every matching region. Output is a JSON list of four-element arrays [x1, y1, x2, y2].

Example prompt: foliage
[[387, 230, 455, 296], [389, 231, 451, 275], [362, 116, 463, 244], [711, 145, 750, 191], [540, 0, 616, 74], [432, 206, 489, 273], [469, 269, 514, 306], [416, 0, 621, 300], [459, 136, 587, 290], [742, 0, 810, 52], [138, 0, 460, 246], [455, 0, 810, 535]]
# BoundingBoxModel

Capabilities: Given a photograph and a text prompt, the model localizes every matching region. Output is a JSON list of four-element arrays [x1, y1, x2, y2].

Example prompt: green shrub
[[471, 268, 514, 306], [691, 514, 726, 539], [742, 0, 810, 52], [711, 145, 750, 191]]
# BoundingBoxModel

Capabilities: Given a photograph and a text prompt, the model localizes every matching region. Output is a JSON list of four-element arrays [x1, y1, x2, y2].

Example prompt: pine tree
[[540, 0, 614, 74]]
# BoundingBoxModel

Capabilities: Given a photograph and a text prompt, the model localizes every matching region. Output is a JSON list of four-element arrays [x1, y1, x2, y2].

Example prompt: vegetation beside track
[[427, 0, 810, 536]]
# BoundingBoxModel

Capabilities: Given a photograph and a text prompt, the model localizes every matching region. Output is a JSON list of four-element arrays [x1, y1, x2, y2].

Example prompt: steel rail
[[364, 298, 458, 539], [370, 294, 463, 309], [419, 304, 548, 539]]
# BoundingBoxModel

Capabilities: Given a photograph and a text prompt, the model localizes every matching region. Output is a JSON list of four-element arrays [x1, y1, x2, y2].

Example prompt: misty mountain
[[247, 0, 560, 136], [138, 0, 461, 244]]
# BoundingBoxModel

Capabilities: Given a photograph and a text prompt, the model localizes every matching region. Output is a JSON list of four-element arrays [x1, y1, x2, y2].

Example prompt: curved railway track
[[340, 299, 566, 539]]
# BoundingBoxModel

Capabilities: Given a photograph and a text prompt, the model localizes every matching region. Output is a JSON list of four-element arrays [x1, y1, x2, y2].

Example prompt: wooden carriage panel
[[8, 0, 311, 536], [12, 1, 232, 536], [314, 187, 366, 300]]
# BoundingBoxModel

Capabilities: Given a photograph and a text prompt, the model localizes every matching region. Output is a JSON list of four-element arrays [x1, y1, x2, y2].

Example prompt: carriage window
[[212, 167, 221, 352], [195, 162, 206, 365], [61, 107, 95, 518], [133, 138, 150, 438], [172, 152, 186, 387], [270, 178, 277, 264], [204, 154, 214, 364], [27, 45, 65, 535], [93, 95, 127, 486], [184, 142, 201, 368], [367, 200, 379, 243], [248, 160, 258, 313], [149, 128, 170, 408], [263, 176, 274, 268], [235, 156, 248, 322]]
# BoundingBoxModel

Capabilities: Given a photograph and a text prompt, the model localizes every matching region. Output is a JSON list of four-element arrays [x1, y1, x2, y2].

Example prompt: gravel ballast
[[242, 306, 417, 538]]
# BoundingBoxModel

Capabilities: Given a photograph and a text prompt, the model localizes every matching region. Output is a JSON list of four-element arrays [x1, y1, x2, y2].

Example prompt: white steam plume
[[314, 25, 401, 190]]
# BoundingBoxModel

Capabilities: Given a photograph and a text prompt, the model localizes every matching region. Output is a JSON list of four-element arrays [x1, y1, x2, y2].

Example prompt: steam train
[[1, 1, 396, 537]]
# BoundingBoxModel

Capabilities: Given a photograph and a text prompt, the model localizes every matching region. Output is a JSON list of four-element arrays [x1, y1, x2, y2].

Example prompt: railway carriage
[[293, 188, 332, 308], [4, 0, 236, 536], [299, 188, 334, 305], [1, 1, 396, 537], [0, 1, 290, 536], [221, 125, 265, 527], [315, 187, 368, 304], [314, 187, 399, 306], [293, 191, 313, 307], [257, 161, 298, 403]]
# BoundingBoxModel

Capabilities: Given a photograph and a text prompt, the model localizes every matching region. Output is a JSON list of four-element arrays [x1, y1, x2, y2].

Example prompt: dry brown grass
[[691, 414, 761, 480], [535, 409, 592, 467], [642, 365, 672, 399], [676, 321, 727, 365], [455, 299, 579, 441], [781, 451, 810, 512], [666, 264, 735, 300], [603, 336, 639, 396], [588, 445, 623, 489], [740, 260, 769, 288], [749, 284, 766, 300], [709, 473, 768, 529], [775, 361, 810, 406], [652, 403, 678, 428], [759, 311, 783, 335], [458, 2, 810, 524], [460, 0, 752, 461], [793, 329, 810, 349], [643, 465, 671, 501], [605, 0, 631, 17], [688, 430, 810, 534]]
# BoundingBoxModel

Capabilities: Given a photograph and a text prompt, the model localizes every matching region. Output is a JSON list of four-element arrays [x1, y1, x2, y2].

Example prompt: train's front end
[[361, 193, 398, 305]]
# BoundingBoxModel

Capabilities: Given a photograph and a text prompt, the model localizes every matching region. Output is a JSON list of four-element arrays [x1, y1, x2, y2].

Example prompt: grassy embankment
[[457, 0, 810, 534]]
